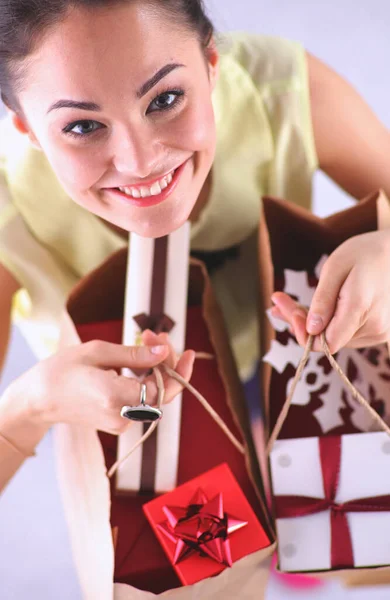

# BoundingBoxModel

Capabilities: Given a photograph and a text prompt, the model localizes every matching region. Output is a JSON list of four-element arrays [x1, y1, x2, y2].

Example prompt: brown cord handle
[[266, 332, 390, 456], [107, 354, 245, 478]]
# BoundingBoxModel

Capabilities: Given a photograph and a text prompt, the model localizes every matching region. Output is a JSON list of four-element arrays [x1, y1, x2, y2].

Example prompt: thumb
[[307, 255, 351, 335], [84, 340, 170, 369]]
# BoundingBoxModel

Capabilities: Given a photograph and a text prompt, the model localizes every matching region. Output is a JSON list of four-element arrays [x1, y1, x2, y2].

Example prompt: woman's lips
[[107, 160, 187, 208]]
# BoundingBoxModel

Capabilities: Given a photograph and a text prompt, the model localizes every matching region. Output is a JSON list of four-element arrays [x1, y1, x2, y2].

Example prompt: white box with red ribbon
[[269, 431, 390, 572]]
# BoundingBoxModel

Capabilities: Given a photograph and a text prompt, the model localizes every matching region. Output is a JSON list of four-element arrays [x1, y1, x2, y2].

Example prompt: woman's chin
[[134, 217, 190, 239], [132, 201, 196, 238]]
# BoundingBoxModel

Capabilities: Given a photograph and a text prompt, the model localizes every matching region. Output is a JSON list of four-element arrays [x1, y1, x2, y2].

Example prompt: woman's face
[[14, 2, 218, 237]]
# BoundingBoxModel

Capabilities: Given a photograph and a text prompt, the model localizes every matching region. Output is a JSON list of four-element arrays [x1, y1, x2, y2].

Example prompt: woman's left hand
[[270, 230, 390, 353]]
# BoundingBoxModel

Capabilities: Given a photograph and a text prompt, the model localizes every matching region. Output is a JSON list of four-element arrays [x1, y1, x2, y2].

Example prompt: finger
[[113, 375, 160, 408], [159, 333, 179, 369], [112, 350, 195, 413], [272, 293, 306, 326], [83, 339, 169, 368], [270, 299, 308, 344], [141, 329, 163, 345], [291, 310, 309, 347], [270, 306, 287, 321], [307, 254, 352, 336], [141, 330, 178, 369], [163, 350, 196, 403], [175, 349, 196, 382], [320, 270, 372, 354]]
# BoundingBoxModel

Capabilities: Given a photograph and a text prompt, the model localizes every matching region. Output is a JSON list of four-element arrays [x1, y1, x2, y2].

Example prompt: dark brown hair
[[0, 0, 214, 111]]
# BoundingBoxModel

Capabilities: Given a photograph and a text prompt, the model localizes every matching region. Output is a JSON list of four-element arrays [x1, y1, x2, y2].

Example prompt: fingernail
[[150, 345, 166, 355], [307, 314, 323, 334]]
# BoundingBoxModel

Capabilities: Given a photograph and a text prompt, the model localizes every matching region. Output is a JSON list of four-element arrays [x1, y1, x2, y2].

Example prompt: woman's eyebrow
[[47, 100, 101, 113], [47, 63, 185, 114], [136, 63, 184, 98]]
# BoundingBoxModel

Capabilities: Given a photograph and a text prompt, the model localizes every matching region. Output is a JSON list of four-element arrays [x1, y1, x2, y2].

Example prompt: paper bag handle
[[107, 356, 246, 478], [267, 333, 390, 455]]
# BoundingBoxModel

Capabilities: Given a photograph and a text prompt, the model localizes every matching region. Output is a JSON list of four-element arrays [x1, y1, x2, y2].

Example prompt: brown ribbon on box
[[132, 236, 176, 493], [133, 236, 175, 336]]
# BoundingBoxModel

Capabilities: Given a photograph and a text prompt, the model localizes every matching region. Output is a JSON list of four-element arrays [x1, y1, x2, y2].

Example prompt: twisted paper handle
[[266, 332, 390, 455], [107, 353, 245, 478]]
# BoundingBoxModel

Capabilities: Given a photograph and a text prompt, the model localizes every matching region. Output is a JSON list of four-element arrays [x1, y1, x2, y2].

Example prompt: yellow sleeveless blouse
[[0, 33, 317, 379]]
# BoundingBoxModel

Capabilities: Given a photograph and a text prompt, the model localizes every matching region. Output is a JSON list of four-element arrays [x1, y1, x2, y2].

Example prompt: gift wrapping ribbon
[[131, 235, 175, 493], [274, 435, 390, 569], [133, 235, 175, 336], [157, 487, 247, 566], [267, 332, 390, 569]]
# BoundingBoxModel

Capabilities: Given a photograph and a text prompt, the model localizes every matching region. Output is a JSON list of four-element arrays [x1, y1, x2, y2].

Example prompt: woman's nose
[[111, 126, 161, 179]]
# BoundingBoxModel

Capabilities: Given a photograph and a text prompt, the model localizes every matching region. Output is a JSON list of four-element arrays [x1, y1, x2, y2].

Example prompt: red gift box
[[143, 463, 270, 586]]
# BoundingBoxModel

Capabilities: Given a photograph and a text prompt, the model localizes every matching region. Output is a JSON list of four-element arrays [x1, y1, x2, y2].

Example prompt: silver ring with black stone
[[121, 383, 163, 423]]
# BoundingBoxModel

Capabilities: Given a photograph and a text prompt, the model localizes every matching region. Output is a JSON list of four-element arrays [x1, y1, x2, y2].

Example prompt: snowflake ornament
[[264, 256, 390, 434]]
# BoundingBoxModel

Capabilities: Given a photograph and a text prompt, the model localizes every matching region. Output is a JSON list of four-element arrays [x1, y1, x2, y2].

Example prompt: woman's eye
[[147, 90, 184, 114], [63, 120, 104, 137]]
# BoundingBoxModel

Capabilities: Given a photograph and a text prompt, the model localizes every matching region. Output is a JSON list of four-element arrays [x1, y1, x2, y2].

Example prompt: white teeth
[[140, 186, 151, 198], [130, 187, 141, 198], [122, 186, 141, 198], [150, 181, 162, 196], [118, 168, 175, 199]]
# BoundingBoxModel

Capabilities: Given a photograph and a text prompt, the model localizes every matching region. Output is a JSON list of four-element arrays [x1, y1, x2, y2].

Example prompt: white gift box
[[270, 432, 390, 572], [116, 223, 191, 494]]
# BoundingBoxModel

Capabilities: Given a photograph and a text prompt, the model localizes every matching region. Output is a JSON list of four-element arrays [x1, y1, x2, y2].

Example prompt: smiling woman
[[2, 0, 390, 595], [1, 2, 217, 238]]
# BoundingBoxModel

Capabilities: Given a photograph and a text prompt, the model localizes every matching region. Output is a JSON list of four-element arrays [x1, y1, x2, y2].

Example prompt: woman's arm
[[307, 52, 390, 199], [271, 56, 390, 352], [0, 383, 49, 491], [0, 333, 194, 493]]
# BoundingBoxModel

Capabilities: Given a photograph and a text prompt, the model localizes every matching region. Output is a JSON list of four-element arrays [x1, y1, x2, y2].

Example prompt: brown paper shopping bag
[[55, 251, 275, 600], [258, 190, 390, 586]]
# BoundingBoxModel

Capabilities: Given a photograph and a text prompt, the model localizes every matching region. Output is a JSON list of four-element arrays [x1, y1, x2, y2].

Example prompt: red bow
[[274, 436, 390, 569], [157, 488, 247, 567]]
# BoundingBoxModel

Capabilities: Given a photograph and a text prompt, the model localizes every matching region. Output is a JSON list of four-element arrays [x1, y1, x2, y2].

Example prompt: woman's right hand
[[9, 336, 195, 436]]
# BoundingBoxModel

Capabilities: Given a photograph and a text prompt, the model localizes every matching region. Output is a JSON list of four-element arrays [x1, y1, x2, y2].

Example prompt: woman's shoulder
[[218, 32, 306, 91]]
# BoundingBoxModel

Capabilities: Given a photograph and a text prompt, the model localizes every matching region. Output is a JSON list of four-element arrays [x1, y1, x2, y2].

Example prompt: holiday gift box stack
[[53, 188, 390, 599], [258, 190, 390, 585], [55, 223, 275, 600]]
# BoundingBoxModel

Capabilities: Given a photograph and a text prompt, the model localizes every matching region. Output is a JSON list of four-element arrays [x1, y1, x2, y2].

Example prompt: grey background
[[1, 1, 390, 598]]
